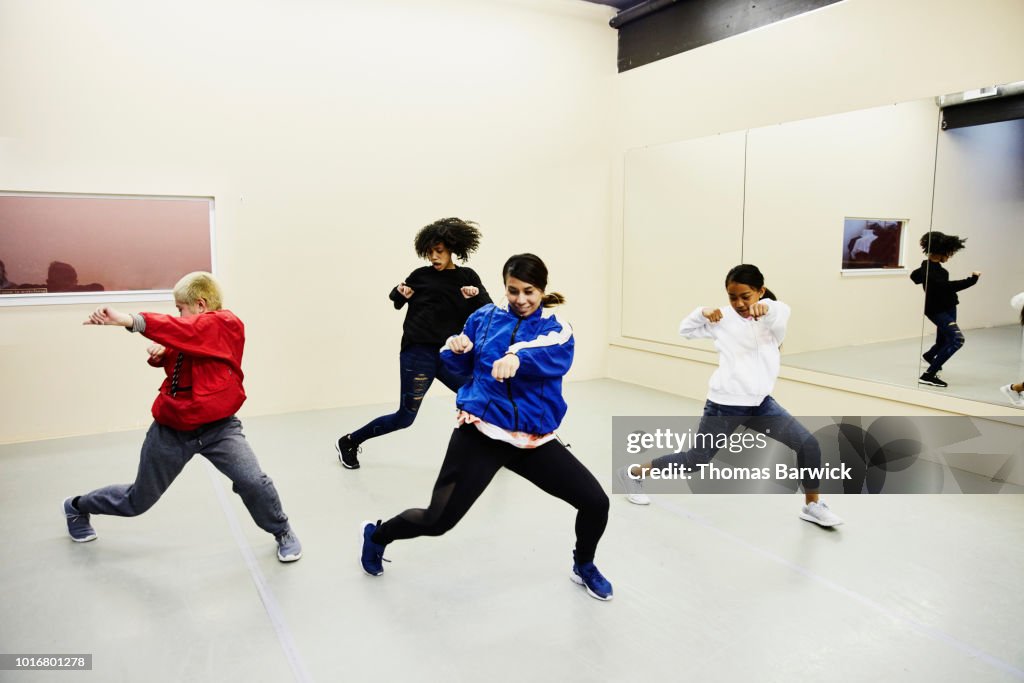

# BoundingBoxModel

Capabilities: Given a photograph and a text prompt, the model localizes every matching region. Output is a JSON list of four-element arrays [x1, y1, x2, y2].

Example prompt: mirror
[[621, 130, 746, 346], [620, 87, 1024, 407], [913, 117, 1024, 404]]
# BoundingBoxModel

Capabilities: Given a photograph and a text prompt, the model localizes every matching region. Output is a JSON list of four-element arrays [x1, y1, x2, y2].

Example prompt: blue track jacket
[[441, 303, 574, 435]]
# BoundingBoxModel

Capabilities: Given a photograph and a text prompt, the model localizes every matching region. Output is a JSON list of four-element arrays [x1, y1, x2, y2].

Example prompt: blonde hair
[[173, 272, 223, 311]]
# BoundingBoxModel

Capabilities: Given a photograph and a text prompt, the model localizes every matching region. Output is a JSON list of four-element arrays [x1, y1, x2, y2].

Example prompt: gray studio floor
[[784, 323, 1024, 407], [2, 379, 1023, 682]]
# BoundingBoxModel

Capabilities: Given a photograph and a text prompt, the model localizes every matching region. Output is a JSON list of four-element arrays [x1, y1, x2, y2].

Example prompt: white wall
[[612, 0, 1024, 149], [609, 0, 1024, 407], [0, 0, 617, 443]]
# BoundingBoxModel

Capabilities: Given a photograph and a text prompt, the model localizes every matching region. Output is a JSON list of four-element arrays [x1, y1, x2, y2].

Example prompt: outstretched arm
[[83, 306, 133, 328], [85, 307, 170, 366], [950, 272, 981, 292]]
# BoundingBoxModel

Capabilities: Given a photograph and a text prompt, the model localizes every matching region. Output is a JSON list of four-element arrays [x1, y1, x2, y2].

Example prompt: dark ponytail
[[725, 264, 775, 300], [503, 253, 566, 307], [541, 292, 566, 307]]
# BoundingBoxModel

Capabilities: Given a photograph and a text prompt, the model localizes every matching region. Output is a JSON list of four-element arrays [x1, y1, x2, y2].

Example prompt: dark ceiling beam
[[941, 93, 1024, 130], [613, 0, 844, 73], [609, 0, 683, 29]]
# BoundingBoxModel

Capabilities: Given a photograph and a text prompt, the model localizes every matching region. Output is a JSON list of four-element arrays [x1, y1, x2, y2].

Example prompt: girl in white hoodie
[[619, 264, 842, 527]]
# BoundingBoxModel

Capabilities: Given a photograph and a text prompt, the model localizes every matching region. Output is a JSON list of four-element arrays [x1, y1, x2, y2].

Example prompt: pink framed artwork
[[0, 192, 214, 305]]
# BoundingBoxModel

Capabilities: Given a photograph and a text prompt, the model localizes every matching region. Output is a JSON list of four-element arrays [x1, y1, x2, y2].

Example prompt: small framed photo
[[842, 218, 907, 271]]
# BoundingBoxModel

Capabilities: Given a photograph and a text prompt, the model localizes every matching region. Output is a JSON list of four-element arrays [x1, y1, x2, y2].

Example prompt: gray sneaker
[[275, 528, 302, 562], [616, 466, 651, 506], [63, 497, 97, 542], [799, 500, 843, 527]]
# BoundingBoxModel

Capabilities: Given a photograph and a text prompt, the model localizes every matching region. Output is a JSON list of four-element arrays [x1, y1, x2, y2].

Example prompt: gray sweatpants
[[77, 417, 289, 537]]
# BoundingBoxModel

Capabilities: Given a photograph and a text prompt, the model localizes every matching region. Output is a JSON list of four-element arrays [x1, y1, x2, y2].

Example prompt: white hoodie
[[678, 300, 790, 406]]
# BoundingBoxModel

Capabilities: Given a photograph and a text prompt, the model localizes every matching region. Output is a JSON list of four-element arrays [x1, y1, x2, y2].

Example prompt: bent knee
[[579, 489, 610, 514], [393, 409, 419, 428], [421, 518, 457, 537], [125, 494, 158, 516], [419, 507, 461, 537]]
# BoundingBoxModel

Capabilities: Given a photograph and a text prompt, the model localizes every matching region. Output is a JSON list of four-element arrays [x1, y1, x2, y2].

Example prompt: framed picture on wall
[[841, 217, 906, 271], [0, 192, 215, 306]]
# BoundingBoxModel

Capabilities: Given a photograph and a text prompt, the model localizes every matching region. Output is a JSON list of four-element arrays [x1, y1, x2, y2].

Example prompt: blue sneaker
[[63, 497, 97, 543], [275, 528, 302, 562], [360, 519, 387, 576], [571, 552, 613, 601]]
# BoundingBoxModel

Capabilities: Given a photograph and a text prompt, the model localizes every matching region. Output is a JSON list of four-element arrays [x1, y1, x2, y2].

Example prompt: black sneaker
[[918, 373, 948, 388], [336, 435, 361, 469]]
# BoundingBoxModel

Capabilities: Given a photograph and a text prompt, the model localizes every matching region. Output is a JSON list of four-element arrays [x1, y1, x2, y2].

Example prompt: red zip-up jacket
[[140, 310, 246, 431]]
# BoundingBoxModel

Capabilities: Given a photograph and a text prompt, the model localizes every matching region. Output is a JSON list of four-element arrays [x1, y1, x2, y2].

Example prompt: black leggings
[[373, 424, 609, 564]]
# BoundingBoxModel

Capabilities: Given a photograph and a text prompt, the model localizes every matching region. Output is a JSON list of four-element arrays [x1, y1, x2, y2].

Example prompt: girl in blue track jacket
[[358, 254, 614, 601], [439, 296, 573, 436]]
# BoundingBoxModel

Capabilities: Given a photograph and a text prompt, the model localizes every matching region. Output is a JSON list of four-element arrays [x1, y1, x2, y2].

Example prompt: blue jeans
[[923, 308, 964, 374], [78, 417, 290, 536], [351, 344, 469, 444], [651, 396, 823, 490]]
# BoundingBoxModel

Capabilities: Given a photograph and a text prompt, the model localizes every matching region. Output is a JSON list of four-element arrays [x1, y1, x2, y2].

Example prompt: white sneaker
[[800, 500, 843, 527], [999, 385, 1024, 408], [616, 466, 650, 506]]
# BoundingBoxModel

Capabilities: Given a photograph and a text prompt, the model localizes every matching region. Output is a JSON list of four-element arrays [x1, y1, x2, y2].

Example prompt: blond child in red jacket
[[62, 272, 302, 562]]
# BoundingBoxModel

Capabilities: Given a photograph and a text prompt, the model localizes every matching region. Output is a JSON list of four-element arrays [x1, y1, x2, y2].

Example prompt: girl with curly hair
[[910, 231, 981, 388], [336, 218, 491, 469]]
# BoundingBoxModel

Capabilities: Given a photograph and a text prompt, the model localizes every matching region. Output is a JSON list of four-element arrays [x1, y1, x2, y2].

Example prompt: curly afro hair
[[919, 231, 967, 257], [414, 218, 482, 262]]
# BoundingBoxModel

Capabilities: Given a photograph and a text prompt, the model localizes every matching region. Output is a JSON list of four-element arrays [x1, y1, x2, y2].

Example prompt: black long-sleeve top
[[909, 259, 979, 315], [389, 265, 491, 350]]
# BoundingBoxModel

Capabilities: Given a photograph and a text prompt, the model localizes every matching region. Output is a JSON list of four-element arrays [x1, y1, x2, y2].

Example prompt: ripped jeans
[[924, 308, 965, 374], [351, 343, 469, 444]]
